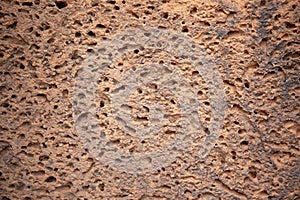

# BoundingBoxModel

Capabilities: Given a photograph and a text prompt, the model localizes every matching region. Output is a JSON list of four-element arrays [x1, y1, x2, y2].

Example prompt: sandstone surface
[[0, 0, 299, 199]]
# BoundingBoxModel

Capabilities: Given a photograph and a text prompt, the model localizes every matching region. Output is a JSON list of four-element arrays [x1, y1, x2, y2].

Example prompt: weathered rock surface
[[0, 0, 299, 199]]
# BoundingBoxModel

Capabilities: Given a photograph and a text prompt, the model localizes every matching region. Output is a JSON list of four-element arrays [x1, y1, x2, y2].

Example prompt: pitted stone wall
[[0, 0, 299, 199]]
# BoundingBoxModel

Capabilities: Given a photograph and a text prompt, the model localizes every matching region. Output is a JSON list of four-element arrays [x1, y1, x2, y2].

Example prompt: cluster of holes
[[91, 48, 212, 154], [0, 0, 298, 198]]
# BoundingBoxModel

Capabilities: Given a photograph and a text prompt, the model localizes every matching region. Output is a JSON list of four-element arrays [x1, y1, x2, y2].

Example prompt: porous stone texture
[[73, 27, 226, 174], [0, 0, 299, 199]]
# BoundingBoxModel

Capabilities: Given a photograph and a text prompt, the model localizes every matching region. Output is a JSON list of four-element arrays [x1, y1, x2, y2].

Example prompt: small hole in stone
[[134, 49, 139, 54], [22, 2, 33, 6], [18, 134, 25, 139], [7, 21, 18, 29], [249, 170, 257, 178], [55, 1, 67, 9], [143, 106, 149, 112], [204, 101, 210, 106], [231, 151, 236, 159], [204, 127, 210, 135], [241, 141, 249, 145], [108, 0, 116, 4], [274, 14, 281, 20], [62, 89, 68, 97], [182, 26, 189, 32], [98, 183, 105, 191], [87, 31, 96, 37], [170, 99, 176, 104], [192, 71, 199, 76], [86, 49, 94, 53], [2, 102, 10, 108], [190, 7, 197, 14], [149, 83, 158, 89], [285, 22, 296, 29], [162, 13, 168, 19], [45, 176, 56, 182], [100, 101, 105, 107], [137, 88, 142, 93], [104, 87, 110, 92], [96, 24, 106, 28], [75, 32, 81, 37]]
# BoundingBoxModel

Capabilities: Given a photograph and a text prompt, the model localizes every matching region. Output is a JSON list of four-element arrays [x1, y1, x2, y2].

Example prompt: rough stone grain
[[0, 0, 299, 199]]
